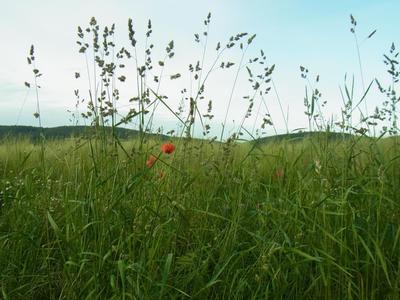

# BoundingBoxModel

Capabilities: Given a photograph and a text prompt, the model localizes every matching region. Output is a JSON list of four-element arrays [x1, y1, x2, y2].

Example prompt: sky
[[1, 0, 399, 138]]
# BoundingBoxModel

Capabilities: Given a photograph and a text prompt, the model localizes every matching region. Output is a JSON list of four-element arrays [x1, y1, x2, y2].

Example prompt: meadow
[[0, 134, 399, 299], [1, 14, 400, 299]]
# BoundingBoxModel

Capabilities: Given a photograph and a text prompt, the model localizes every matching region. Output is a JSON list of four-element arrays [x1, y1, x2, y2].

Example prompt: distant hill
[[251, 131, 356, 144], [0, 126, 374, 144], [0, 125, 170, 141]]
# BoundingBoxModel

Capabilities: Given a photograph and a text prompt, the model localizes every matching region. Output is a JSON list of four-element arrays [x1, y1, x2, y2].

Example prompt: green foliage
[[2, 11, 400, 299], [0, 136, 399, 299]]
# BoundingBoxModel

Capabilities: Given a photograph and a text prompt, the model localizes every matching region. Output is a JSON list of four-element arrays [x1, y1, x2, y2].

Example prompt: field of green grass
[[0, 134, 399, 299], [1, 10, 400, 299]]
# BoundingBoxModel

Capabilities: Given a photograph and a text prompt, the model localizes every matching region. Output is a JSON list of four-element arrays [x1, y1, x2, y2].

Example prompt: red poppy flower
[[274, 168, 284, 179], [158, 170, 166, 179], [161, 142, 175, 154], [146, 155, 157, 168]]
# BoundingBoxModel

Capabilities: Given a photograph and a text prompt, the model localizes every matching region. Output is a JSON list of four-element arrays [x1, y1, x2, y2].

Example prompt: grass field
[[0, 134, 399, 299], [1, 11, 400, 299]]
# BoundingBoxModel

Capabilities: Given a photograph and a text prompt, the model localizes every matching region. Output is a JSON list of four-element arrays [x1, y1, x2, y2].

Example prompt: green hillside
[[0, 125, 170, 141], [252, 131, 357, 144]]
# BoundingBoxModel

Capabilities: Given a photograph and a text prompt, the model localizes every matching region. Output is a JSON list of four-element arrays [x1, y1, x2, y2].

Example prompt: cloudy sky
[[1, 0, 399, 138]]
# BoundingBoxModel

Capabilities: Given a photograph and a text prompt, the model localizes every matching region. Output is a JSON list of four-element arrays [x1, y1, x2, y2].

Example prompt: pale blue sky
[[0, 0, 399, 136]]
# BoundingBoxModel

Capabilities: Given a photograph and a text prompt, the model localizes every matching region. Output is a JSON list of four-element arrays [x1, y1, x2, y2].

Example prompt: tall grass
[[1, 13, 400, 299], [0, 135, 399, 299]]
